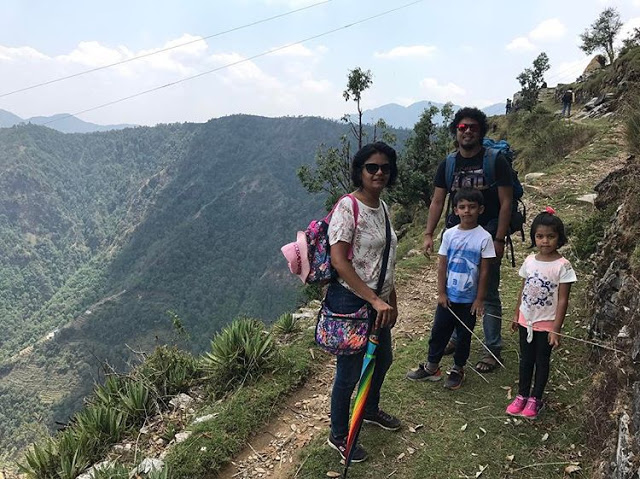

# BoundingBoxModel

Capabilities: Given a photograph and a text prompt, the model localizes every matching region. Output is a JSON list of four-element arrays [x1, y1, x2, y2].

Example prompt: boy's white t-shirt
[[438, 225, 496, 303], [328, 197, 397, 301], [518, 254, 577, 340]]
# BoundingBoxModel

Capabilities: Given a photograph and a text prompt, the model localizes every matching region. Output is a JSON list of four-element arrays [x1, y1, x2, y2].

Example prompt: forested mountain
[[357, 101, 506, 128], [0, 115, 397, 458], [0, 108, 135, 133]]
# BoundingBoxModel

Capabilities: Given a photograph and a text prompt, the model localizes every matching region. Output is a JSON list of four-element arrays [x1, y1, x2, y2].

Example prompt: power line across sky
[[42, 0, 426, 126]]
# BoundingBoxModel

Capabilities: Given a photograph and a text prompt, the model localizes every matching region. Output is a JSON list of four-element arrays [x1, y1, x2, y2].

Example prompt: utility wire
[[42, 0, 425, 126], [0, 0, 331, 99]]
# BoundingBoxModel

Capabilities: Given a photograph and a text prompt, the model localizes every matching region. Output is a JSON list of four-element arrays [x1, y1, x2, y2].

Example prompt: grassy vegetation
[[295, 240, 593, 479], [165, 337, 315, 478], [17, 317, 316, 478]]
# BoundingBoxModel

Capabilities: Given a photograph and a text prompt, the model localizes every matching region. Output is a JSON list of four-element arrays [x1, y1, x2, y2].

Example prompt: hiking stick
[[484, 313, 626, 354], [465, 362, 490, 384], [446, 306, 506, 369]]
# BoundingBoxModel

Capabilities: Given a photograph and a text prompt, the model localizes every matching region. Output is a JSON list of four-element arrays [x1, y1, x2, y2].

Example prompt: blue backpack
[[444, 138, 526, 265]]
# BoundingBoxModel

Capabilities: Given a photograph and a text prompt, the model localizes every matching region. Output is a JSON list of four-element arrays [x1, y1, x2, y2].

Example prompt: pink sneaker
[[506, 395, 528, 416], [521, 397, 543, 419]]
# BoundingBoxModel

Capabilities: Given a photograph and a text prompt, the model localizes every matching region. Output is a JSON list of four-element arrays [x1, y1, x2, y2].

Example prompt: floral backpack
[[281, 194, 358, 284]]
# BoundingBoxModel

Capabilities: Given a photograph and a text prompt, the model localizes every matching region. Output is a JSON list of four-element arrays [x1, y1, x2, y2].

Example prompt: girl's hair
[[529, 211, 568, 248], [351, 141, 398, 188]]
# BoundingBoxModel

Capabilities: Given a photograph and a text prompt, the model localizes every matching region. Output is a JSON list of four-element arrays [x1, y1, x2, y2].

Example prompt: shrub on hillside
[[202, 318, 276, 391], [136, 346, 201, 398], [273, 312, 301, 336], [511, 106, 597, 170], [570, 207, 614, 260]]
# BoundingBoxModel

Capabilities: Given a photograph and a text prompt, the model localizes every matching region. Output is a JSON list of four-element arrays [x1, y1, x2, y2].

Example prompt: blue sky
[[1, 0, 639, 126]]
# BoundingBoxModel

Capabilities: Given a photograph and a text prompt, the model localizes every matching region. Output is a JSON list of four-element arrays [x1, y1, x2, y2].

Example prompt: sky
[[1, 0, 640, 126]]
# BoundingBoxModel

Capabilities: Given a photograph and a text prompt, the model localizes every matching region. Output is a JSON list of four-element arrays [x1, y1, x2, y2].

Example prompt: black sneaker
[[406, 363, 442, 382], [444, 368, 464, 390], [363, 409, 401, 431], [327, 433, 368, 463]]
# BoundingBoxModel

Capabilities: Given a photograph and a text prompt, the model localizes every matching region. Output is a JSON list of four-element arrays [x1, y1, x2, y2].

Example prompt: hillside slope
[[0, 115, 408, 460]]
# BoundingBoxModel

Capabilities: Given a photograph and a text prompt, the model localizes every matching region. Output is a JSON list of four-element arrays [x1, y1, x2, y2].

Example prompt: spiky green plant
[[118, 379, 156, 425], [92, 374, 126, 408], [136, 346, 200, 397], [56, 429, 92, 479], [18, 437, 59, 478], [92, 463, 129, 479], [202, 318, 275, 388], [273, 312, 301, 335], [73, 404, 126, 446]]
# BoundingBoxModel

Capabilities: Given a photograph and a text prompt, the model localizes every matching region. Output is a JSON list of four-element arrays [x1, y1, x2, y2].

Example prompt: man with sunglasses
[[421, 107, 513, 373]]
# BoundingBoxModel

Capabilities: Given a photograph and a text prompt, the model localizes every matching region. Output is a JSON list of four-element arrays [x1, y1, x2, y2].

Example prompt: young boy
[[407, 188, 496, 389]]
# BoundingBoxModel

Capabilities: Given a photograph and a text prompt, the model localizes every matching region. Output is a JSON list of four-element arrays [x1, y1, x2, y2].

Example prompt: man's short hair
[[449, 107, 489, 138], [452, 188, 484, 207]]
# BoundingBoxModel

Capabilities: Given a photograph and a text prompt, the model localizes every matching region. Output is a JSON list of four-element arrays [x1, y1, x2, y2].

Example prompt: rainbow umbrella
[[343, 329, 380, 478]]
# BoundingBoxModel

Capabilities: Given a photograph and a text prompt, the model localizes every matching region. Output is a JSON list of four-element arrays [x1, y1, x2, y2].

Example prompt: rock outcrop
[[588, 154, 640, 478]]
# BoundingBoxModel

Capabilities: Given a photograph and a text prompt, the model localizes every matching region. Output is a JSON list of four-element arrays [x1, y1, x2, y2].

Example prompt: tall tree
[[342, 67, 373, 149], [298, 67, 375, 209], [390, 103, 454, 208], [516, 52, 551, 111], [580, 7, 623, 65]]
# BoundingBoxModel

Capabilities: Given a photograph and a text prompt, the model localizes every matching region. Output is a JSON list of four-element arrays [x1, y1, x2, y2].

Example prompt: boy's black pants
[[428, 302, 476, 368]]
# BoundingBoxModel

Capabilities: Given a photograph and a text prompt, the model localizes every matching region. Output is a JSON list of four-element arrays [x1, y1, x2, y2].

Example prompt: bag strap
[[482, 147, 499, 187], [375, 203, 392, 296], [326, 193, 360, 260]]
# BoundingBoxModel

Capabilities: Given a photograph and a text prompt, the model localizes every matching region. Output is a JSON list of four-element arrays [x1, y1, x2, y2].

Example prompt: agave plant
[[137, 346, 200, 397], [92, 374, 126, 408], [202, 318, 275, 386], [73, 404, 126, 446], [273, 312, 301, 336], [118, 379, 156, 425], [18, 438, 59, 478], [56, 429, 92, 479]]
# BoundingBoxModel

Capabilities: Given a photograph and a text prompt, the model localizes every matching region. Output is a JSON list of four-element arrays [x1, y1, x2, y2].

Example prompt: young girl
[[506, 207, 577, 419]]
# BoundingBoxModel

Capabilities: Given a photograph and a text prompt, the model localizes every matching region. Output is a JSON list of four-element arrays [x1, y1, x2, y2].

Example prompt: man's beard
[[459, 139, 479, 151]]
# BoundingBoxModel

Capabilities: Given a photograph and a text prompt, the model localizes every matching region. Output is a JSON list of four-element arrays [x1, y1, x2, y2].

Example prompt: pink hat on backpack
[[281, 231, 310, 283]]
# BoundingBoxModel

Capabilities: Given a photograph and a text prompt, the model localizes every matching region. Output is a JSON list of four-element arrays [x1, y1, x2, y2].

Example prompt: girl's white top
[[328, 197, 397, 301], [519, 254, 577, 342]]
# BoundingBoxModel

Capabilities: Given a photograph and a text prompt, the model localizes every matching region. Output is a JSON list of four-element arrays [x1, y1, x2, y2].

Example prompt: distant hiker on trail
[[562, 89, 574, 117], [505, 98, 512, 114], [422, 107, 514, 373], [506, 208, 576, 419], [406, 188, 495, 389], [326, 142, 401, 463]]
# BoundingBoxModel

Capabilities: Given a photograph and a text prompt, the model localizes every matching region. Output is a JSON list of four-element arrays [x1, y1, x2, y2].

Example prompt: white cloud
[[529, 18, 567, 41], [506, 18, 567, 52], [616, 17, 640, 48], [419, 78, 465, 102], [547, 57, 592, 84], [506, 37, 536, 52], [374, 45, 437, 59], [392, 97, 417, 107], [0, 45, 49, 61], [270, 44, 326, 57], [0, 34, 342, 125]]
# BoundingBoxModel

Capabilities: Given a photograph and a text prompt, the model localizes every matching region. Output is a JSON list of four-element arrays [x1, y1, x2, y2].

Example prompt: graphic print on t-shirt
[[522, 271, 557, 310], [451, 167, 488, 191], [448, 251, 479, 296]]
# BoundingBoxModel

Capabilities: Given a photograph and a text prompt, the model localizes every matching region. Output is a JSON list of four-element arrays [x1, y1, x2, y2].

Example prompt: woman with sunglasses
[[325, 141, 400, 463]]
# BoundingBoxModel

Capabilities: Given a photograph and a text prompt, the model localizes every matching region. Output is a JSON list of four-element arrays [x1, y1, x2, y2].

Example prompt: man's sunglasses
[[364, 163, 391, 175], [457, 123, 480, 133]]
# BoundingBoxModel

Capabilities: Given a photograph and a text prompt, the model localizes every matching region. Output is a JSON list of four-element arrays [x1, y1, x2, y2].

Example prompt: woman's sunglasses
[[364, 163, 391, 175], [456, 123, 480, 133]]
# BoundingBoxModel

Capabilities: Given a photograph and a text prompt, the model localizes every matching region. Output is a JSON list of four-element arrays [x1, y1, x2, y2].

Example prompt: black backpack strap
[[375, 204, 392, 296]]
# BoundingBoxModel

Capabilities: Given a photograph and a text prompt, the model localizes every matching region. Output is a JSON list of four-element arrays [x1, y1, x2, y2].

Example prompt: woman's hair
[[448, 107, 489, 138], [351, 141, 398, 188], [529, 211, 568, 248], [452, 187, 484, 207]]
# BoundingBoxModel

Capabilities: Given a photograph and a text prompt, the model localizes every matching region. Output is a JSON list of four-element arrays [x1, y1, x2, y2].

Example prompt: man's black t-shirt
[[433, 148, 512, 227]]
